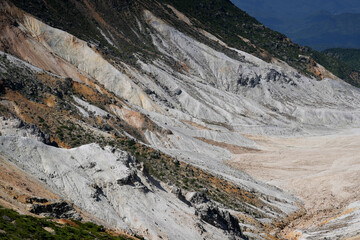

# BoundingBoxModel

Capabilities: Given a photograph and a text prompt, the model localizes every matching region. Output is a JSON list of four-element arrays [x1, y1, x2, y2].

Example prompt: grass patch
[[0, 206, 133, 240]]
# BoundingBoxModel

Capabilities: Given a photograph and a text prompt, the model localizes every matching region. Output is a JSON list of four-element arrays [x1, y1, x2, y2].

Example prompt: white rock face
[[0, 117, 50, 143], [21, 15, 157, 112], [0, 50, 43, 73], [134, 10, 360, 210], [0, 135, 235, 240], [73, 96, 109, 117], [301, 201, 360, 239], [141, 10, 360, 132], [12, 9, 360, 173]]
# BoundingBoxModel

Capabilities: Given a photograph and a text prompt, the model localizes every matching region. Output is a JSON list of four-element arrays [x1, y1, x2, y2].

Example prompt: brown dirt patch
[[181, 120, 213, 130], [195, 137, 259, 154], [0, 156, 59, 215]]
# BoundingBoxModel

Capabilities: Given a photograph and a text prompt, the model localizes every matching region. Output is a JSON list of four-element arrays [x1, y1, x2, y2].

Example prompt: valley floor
[[227, 129, 360, 239]]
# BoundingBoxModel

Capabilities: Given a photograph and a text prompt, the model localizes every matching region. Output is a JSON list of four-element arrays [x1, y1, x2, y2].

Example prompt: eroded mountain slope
[[0, 0, 360, 239], [0, 135, 241, 240], [0, 44, 295, 239]]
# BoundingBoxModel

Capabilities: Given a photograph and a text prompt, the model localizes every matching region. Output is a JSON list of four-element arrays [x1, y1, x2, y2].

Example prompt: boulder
[[185, 192, 209, 205], [195, 202, 244, 238], [28, 201, 82, 220]]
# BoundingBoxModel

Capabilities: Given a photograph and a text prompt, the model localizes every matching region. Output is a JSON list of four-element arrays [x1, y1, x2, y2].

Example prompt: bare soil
[[227, 129, 360, 237]]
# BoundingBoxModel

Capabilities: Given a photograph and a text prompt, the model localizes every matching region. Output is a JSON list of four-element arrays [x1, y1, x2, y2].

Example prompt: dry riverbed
[[227, 129, 360, 239]]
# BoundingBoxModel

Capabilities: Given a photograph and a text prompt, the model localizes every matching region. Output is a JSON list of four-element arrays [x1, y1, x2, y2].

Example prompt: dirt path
[[227, 129, 360, 238]]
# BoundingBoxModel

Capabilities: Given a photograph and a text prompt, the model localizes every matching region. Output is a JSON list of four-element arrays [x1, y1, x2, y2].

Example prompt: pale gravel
[[228, 129, 360, 238]]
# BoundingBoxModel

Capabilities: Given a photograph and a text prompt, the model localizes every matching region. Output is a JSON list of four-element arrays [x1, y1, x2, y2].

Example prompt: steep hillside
[[0, 49, 297, 239], [323, 48, 360, 72], [0, 0, 360, 239], [9, 0, 360, 87]]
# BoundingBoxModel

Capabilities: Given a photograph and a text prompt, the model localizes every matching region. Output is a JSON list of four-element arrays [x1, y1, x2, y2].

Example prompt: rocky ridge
[[0, 129, 245, 240]]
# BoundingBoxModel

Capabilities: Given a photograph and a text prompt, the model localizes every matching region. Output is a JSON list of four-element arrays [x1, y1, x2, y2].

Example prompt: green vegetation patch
[[323, 48, 360, 72], [0, 206, 132, 240]]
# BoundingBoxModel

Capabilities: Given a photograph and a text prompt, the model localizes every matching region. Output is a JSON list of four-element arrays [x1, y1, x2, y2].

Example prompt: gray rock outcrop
[[186, 192, 245, 238], [28, 201, 82, 220]]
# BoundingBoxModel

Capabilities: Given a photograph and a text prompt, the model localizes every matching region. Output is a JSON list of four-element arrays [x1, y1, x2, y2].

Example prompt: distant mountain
[[291, 13, 360, 50], [323, 48, 360, 72], [231, 0, 360, 20], [231, 0, 360, 50]]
